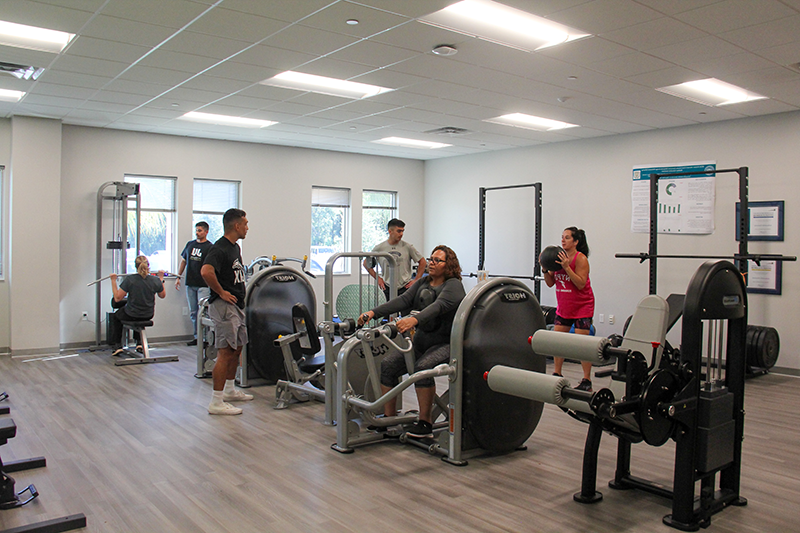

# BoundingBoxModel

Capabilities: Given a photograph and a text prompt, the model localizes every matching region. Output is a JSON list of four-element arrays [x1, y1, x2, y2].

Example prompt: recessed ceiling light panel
[[485, 113, 579, 131], [0, 20, 75, 53], [420, 0, 590, 52], [179, 111, 277, 129], [372, 137, 452, 149], [261, 71, 393, 99], [656, 78, 767, 106], [0, 88, 25, 102]]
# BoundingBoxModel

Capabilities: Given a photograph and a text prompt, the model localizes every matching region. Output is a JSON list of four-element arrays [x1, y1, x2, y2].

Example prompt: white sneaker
[[223, 389, 254, 402], [208, 402, 242, 415]]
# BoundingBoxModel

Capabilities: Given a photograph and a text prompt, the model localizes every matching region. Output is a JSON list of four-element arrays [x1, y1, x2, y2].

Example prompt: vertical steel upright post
[[534, 183, 542, 302], [649, 173, 659, 295], [478, 187, 486, 271]]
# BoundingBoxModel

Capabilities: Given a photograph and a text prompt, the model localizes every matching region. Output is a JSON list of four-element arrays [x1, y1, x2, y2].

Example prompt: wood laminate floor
[[1, 344, 798, 532]]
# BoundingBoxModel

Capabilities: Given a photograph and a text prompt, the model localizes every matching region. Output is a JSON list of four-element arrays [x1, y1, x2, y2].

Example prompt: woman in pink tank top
[[542, 227, 595, 391]]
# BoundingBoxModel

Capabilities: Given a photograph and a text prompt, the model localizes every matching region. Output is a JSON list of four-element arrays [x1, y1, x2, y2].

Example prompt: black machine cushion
[[462, 284, 546, 453], [245, 269, 316, 383]]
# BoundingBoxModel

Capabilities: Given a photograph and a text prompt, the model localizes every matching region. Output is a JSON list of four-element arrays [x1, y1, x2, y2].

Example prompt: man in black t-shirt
[[176, 221, 213, 345], [201, 208, 251, 415]]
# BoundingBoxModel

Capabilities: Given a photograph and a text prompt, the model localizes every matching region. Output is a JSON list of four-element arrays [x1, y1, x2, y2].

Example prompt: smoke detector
[[432, 44, 458, 57]]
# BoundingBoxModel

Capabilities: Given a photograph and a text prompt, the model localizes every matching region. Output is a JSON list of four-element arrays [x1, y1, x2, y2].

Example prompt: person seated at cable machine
[[108, 255, 166, 355], [358, 245, 465, 439]]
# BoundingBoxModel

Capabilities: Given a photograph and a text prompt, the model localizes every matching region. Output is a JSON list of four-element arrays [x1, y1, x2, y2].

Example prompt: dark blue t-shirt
[[180, 239, 213, 287], [203, 236, 247, 309]]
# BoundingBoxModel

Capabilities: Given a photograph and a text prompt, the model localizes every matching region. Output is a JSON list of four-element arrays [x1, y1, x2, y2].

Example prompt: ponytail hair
[[565, 227, 589, 257], [135, 255, 150, 278]]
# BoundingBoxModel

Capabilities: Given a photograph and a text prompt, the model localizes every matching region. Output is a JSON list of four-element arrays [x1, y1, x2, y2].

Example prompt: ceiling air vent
[[424, 126, 471, 136], [0, 61, 44, 80]]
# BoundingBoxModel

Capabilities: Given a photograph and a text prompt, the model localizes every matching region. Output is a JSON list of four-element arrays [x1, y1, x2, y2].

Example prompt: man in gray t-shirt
[[363, 218, 426, 302]]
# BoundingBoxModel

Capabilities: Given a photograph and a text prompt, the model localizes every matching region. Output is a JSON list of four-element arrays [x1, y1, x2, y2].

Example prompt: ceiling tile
[[48, 54, 129, 78], [648, 36, 742, 66], [720, 14, 800, 51], [137, 50, 221, 74], [601, 16, 707, 51], [674, 0, 796, 34], [299, 2, 410, 38], [65, 36, 151, 63], [260, 24, 360, 57], [219, 0, 335, 23], [81, 14, 177, 47], [551, 0, 662, 34], [160, 31, 252, 59], [100, 0, 210, 29], [186, 8, 288, 42], [326, 40, 421, 69]]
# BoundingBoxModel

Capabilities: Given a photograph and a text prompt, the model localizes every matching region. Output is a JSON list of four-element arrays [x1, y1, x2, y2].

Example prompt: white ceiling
[[1, 0, 799, 160]]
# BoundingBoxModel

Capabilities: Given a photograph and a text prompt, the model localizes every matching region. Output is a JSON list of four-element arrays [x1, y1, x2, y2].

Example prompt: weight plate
[[638, 370, 679, 446]]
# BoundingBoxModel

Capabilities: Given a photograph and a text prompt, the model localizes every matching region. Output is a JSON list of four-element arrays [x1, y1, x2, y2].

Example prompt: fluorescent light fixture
[[179, 111, 277, 129], [420, 0, 590, 52], [656, 78, 767, 106], [0, 20, 75, 53], [261, 71, 393, 99], [485, 113, 579, 132], [372, 137, 452, 149], [0, 88, 25, 102]]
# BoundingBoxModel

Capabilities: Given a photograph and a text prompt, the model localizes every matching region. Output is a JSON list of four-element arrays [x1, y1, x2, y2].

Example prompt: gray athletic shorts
[[208, 298, 248, 350]]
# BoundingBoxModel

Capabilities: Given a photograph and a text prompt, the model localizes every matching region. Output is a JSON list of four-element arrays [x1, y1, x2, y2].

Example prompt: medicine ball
[[539, 246, 564, 272]]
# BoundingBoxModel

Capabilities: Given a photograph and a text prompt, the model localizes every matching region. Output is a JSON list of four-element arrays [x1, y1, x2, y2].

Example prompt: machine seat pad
[[299, 351, 326, 373], [121, 320, 153, 329]]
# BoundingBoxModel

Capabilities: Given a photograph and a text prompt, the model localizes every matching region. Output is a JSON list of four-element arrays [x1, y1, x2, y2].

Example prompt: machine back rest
[[245, 266, 316, 383], [292, 303, 321, 356], [336, 284, 386, 320], [453, 278, 547, 454], [609, 295, 669, 399]]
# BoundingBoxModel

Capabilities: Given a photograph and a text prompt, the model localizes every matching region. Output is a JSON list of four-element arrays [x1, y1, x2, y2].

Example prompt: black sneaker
[[552, 372, 563, 377], [576, 379, 593, 392], [405, 420, 433, 439], [187, 339, 198, 346]]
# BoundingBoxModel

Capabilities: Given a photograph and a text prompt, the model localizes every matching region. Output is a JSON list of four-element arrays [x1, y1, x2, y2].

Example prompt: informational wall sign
[[747, 260, 782, 295], [736, 200, 784, 241], [631, 161, 716, 234]]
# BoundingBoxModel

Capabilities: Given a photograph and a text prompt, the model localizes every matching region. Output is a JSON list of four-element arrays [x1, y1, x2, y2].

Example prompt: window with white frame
[[193, 178, 240, 243], [311, 186, 350, 274], [124, 175, 176, 274], [362, 190, 398, 254]]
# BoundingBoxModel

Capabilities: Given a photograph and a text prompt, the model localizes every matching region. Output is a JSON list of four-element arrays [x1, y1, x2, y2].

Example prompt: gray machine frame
[[95, 181, 141, 347]]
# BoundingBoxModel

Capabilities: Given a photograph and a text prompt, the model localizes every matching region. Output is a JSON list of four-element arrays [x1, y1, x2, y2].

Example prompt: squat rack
[[478, 183, 543, 301], [616, 167, 795, 294]]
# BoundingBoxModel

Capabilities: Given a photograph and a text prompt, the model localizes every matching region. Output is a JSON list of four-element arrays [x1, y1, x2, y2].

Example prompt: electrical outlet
[[599, 314, 605, 323], [609, 315, 615, 325], [182, 307, 189, 316], [81, 311, 88, 321]]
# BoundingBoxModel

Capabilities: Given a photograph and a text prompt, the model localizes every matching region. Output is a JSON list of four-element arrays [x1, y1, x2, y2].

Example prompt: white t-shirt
[[370, 239, 423, 287]]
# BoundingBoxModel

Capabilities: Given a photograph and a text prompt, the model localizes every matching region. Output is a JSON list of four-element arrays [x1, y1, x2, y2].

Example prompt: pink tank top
[[554, 252, 595, 319]]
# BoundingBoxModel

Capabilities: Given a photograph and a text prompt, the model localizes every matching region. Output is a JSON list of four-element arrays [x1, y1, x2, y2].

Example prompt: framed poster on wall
[[736, 200, 784, 241], [746, 260, 782, 295]]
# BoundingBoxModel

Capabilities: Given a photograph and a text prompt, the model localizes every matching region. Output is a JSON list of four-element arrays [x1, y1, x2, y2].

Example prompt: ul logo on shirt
[[190, 247, 203, 257]]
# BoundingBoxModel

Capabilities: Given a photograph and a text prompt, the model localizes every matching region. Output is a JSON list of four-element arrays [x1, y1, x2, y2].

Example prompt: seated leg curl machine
[[331, 277, 547, 465], [487, 260, 748, 531]]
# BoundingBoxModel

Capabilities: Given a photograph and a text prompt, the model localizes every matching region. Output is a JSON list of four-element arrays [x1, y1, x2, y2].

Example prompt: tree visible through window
[[311, 186, 350, 274], [193, 179, 240, 243], [125, 175, 176, 274], [362, 190, 397, 254]]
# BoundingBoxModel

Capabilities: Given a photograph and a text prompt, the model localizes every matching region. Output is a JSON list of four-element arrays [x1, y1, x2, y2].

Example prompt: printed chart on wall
[[631, 161, 716, 234]]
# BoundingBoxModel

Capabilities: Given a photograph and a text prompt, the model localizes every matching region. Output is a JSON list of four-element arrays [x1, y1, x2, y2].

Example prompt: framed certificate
[[746, 260, 782, 295], [736, 200, 784, 241]]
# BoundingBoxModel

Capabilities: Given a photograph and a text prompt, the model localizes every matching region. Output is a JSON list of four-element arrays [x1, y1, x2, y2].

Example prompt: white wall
[[0, 119, 10, 351], [425, 110, 800, 371], [59, 126, 425, 347]]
